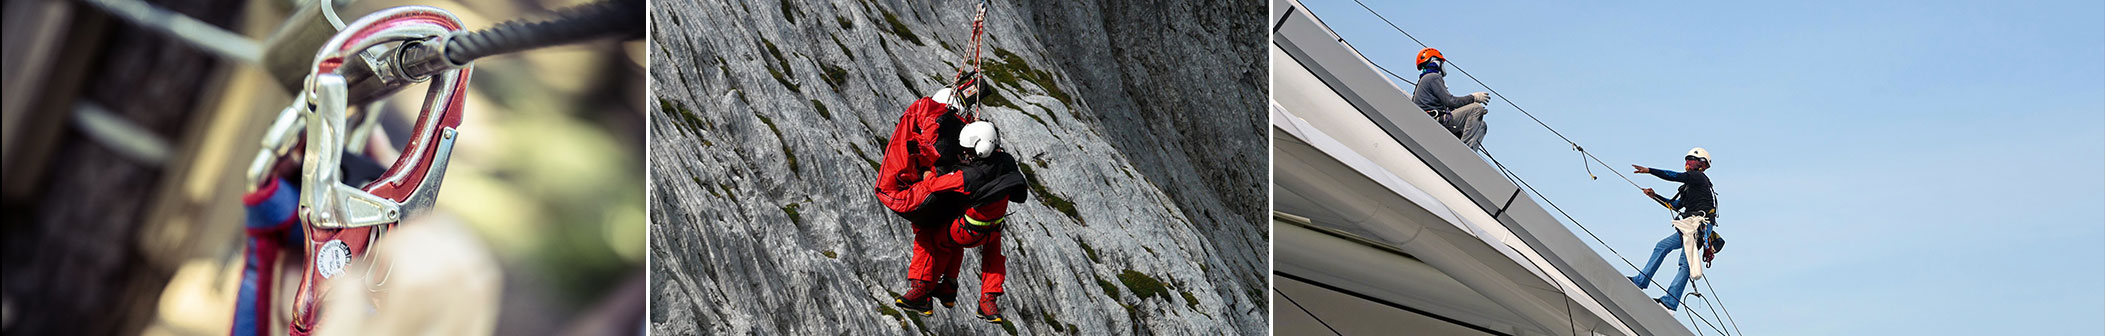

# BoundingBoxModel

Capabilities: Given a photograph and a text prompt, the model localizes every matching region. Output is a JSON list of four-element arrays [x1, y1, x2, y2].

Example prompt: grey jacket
[[1412, 71, 1475, 113]]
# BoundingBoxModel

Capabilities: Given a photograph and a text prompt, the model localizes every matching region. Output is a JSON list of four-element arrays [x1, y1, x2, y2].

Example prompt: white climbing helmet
[[930, 76, 983, 109], [958, 121, 999, 158], [933, 87, 959, 106], [1685, 147, 1711, 164]]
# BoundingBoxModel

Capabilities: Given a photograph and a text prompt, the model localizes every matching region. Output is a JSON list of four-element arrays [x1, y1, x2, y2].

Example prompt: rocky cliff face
[[645, 0, 1266, 334]]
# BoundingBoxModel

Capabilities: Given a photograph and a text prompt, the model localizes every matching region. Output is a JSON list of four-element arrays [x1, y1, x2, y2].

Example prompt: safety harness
[[963, 214, 1005, 232], [1659, 187, 1725, 266]]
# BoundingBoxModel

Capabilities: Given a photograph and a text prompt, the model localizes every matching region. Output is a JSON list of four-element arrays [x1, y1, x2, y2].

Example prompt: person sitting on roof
[[1410, 47, 1492, 150], [1626, 147, 1719, 312]]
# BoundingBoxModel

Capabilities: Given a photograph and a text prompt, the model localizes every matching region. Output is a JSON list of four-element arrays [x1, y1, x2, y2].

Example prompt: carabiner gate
[[265, 6, 471, 335]]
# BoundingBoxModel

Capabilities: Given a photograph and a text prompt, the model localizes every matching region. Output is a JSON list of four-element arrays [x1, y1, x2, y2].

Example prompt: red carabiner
[[283, 6, 470, 335]]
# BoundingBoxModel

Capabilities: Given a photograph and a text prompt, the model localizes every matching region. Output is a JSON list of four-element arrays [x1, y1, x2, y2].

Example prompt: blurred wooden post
[[0, 0, 262, 333]]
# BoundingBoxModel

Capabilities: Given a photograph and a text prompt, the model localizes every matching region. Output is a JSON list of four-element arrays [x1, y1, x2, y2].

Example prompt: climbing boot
[[895, 280, 936, 316], [934, 277, 960, 308], [976, 294, 1003, 323]]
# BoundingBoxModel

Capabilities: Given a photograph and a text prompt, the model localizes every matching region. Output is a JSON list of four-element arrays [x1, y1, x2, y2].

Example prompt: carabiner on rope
[[238, 6, 472, 335]]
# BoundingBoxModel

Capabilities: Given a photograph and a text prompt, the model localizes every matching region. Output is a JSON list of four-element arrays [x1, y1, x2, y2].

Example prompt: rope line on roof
[[1345, 0, 1647, 192], [1702, 277, 1749, 334]]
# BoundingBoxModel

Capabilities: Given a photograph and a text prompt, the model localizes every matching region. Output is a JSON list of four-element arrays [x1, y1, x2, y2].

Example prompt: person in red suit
[[877, 72, 1029, 323]]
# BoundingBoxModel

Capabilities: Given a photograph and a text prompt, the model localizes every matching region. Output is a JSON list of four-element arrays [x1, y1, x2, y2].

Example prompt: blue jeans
[[1630, 223, 1711, 310]]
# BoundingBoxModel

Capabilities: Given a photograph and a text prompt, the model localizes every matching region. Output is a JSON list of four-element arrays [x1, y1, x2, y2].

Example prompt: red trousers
[[907, 199, 1009, 295]]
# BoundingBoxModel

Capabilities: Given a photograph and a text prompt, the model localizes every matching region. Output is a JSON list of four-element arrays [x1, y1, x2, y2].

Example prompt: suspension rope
[[1346, 0, 1646, 192], [1693, 290, 1729, 335], [967, 1, 985, 120], [950, 0, 991, 122], [1702, 277, 1749, 335], [1371, 60, 1416, 86]]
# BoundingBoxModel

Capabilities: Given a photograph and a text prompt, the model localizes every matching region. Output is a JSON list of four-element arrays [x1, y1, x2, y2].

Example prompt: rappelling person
[[877, 71, 979, 314], [884, 0, 1028, 323], [1411, 47, 1493, 150], [1625, 147, 1720, 312], [879, 71, 1024, 323]]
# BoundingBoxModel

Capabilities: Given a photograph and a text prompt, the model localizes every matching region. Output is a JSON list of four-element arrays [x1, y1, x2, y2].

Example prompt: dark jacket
[[1412, 71, 1475, 113], [1647, 169, 1716, 217], [958, 151, 1029, 207]]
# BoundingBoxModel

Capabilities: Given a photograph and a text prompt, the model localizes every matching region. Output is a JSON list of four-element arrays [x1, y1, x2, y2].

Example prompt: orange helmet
[[1415, 48, 1445, 69]]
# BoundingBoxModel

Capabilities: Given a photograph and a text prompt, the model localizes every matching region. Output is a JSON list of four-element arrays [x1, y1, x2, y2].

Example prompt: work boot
[[934, 277, 960, 308], [976, 293, 1003, 323], [895, 280, 937, 316]]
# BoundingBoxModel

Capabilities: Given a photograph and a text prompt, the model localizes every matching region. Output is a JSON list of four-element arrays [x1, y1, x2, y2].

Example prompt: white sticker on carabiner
[[316, 240, 351, 279]]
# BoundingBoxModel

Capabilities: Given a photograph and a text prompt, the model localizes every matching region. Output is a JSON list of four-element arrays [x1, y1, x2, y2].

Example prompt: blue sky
[[1295, 0, 2104, 334]]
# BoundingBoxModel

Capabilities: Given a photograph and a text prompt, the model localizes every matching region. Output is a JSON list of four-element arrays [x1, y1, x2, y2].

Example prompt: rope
[[1276, 288, 1348, 336], [950, 0, 990, 122], [1345, 0, 1644, 192], [1684, 312, 1700, 336], [440, 0, 642, 66], [1371, 60, 1415, 86], [1693, 290, 1729, 335], [1702, 277, 1749, 335]]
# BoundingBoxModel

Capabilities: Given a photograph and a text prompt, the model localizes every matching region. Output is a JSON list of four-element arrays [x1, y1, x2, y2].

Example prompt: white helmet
[[1685, 147, 1711, 164], [930, 77, 983, 109], [958, 122, 1000, 158], [933, 87, 959, 106]]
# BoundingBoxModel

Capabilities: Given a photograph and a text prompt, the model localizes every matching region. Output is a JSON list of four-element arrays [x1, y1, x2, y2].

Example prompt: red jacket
[[875, 97, 965, 213]]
